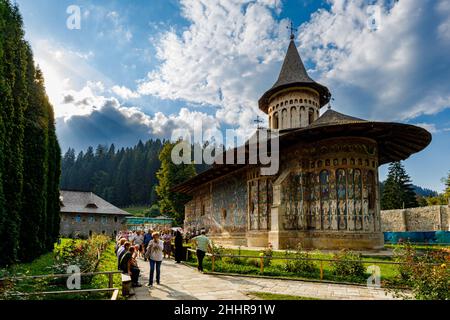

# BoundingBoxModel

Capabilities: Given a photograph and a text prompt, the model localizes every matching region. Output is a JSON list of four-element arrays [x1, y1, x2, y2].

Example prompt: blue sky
[[14, 0, 450, 192]]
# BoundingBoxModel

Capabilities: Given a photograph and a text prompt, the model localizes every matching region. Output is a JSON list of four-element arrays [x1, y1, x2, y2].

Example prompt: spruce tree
[[443, 171, 450, 203], [381, 161, 418, 210], [156, 141, 196, 226]]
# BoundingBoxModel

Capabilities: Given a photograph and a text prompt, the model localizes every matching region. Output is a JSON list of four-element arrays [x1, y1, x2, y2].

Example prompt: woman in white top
[[145, 232, 164, 287]]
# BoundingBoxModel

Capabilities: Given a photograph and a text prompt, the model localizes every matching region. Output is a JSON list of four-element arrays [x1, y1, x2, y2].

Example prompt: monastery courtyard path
[[130, 258, 400, 300]]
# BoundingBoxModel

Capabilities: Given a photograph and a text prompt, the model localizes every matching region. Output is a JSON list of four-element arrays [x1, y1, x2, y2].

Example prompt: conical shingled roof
[[272, 40, 314, 87], [259, 39, 331, 113]]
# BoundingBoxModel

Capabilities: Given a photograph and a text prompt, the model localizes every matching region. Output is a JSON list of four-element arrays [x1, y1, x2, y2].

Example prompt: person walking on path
[[145, 232, 164, 287], [134, 231, 145, 258], [143, 230, 152, 262], [191, 230, 212, 272], [174, 230, 183, 263], [162, 230, 173, 259]]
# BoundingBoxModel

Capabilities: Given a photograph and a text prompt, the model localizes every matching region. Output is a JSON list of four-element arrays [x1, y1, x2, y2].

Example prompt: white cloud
[[104, 10, 133, 43], [137, 0, 290, 130], [414, 123, 438, 134], [138, 0, 450, 135], [56, 94, 222, 151], [111, 85, 141, 99], [299, 0, 450, 121], [31, 39, 113, 118]]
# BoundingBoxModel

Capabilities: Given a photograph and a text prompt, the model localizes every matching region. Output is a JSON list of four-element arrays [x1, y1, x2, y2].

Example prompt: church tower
[[259, 35, 331, 130]]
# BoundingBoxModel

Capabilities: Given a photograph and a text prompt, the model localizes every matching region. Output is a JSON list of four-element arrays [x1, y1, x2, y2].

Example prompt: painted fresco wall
[[211, 173, 248, 233], [280, 138, 381, 233], [184, 172, 248, 235], [248, 177, 273, 231]]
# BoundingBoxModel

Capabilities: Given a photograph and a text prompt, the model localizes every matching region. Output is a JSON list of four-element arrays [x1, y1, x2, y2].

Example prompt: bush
[[330, 249, 365, 280], [52, 235, 110, 284], [284, 245, 317, 275], [390, 243, 450, 300], [209, 241, 225, 261], [223, 256, 248, 265], [261, 244, 273, 268], [247, 258, 261, 268]]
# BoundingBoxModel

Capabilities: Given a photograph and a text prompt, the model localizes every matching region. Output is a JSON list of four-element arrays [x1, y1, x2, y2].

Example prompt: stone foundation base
[[270, 230, 384, 250], [246, 230, 269, 247], [209, 233, 247, 247], [210, 230, 383, 250]]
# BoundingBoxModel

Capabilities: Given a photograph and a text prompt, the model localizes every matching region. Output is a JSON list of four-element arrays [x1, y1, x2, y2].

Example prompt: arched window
[[201, 204, 206, 216], [273, 112, 279, 129], [221, 208, 227, 221], [290, 106, 298, 127], [282, 108, 288, 128], [320, 170, 330, 200], [308, 108, 315, 124]]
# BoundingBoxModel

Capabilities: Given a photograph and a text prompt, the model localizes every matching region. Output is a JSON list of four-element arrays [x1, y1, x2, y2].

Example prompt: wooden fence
[[186, 249, 442, 281], [0, 271, 122, 300]]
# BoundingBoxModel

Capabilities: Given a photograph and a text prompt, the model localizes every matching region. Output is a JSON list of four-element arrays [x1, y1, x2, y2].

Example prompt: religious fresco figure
[[353, 169, 363, 230], [322, 201, 331, 230], [320, 170, 330, 230], [347, 169, 355, 231], [336, 169, 347, 230], [363, 199, 369, 231]]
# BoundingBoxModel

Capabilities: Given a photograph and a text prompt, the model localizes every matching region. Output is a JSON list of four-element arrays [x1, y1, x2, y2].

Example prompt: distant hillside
[[380, 181, 438, 197], [412, 185, 438, 197]]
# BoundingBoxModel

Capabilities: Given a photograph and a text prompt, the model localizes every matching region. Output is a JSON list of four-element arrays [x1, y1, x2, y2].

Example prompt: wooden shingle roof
[[259, 39, 331, 113], [60, 190, 131, 216]]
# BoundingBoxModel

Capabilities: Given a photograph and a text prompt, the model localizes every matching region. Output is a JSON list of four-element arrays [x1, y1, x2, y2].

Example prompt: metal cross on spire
[[287, 21, 298, 40], [254, 115, 264, 129]]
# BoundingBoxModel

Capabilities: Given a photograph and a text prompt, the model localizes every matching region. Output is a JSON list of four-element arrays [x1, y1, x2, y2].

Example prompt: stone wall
[[60, 212, 128, 238], [381, 205, 450, 232]]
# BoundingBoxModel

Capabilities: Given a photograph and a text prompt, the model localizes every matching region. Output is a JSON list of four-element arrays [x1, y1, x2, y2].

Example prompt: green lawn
[[122, 206, 150, 216], [248, 292, 320, 300], [186, 247, 402, 285]]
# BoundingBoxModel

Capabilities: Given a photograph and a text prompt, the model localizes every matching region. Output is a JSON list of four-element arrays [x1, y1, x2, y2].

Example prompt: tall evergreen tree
[[60, 139, 165, 207], [0, 1, 27, 265], [381, 161, 418, 210], [156, 141, 196, 226], [45, 103, 61, 251], [20, 52, 49, 261], [0, 0, 7, 266], [443, 171, 450, 202], [0, 1, 61, 265]]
